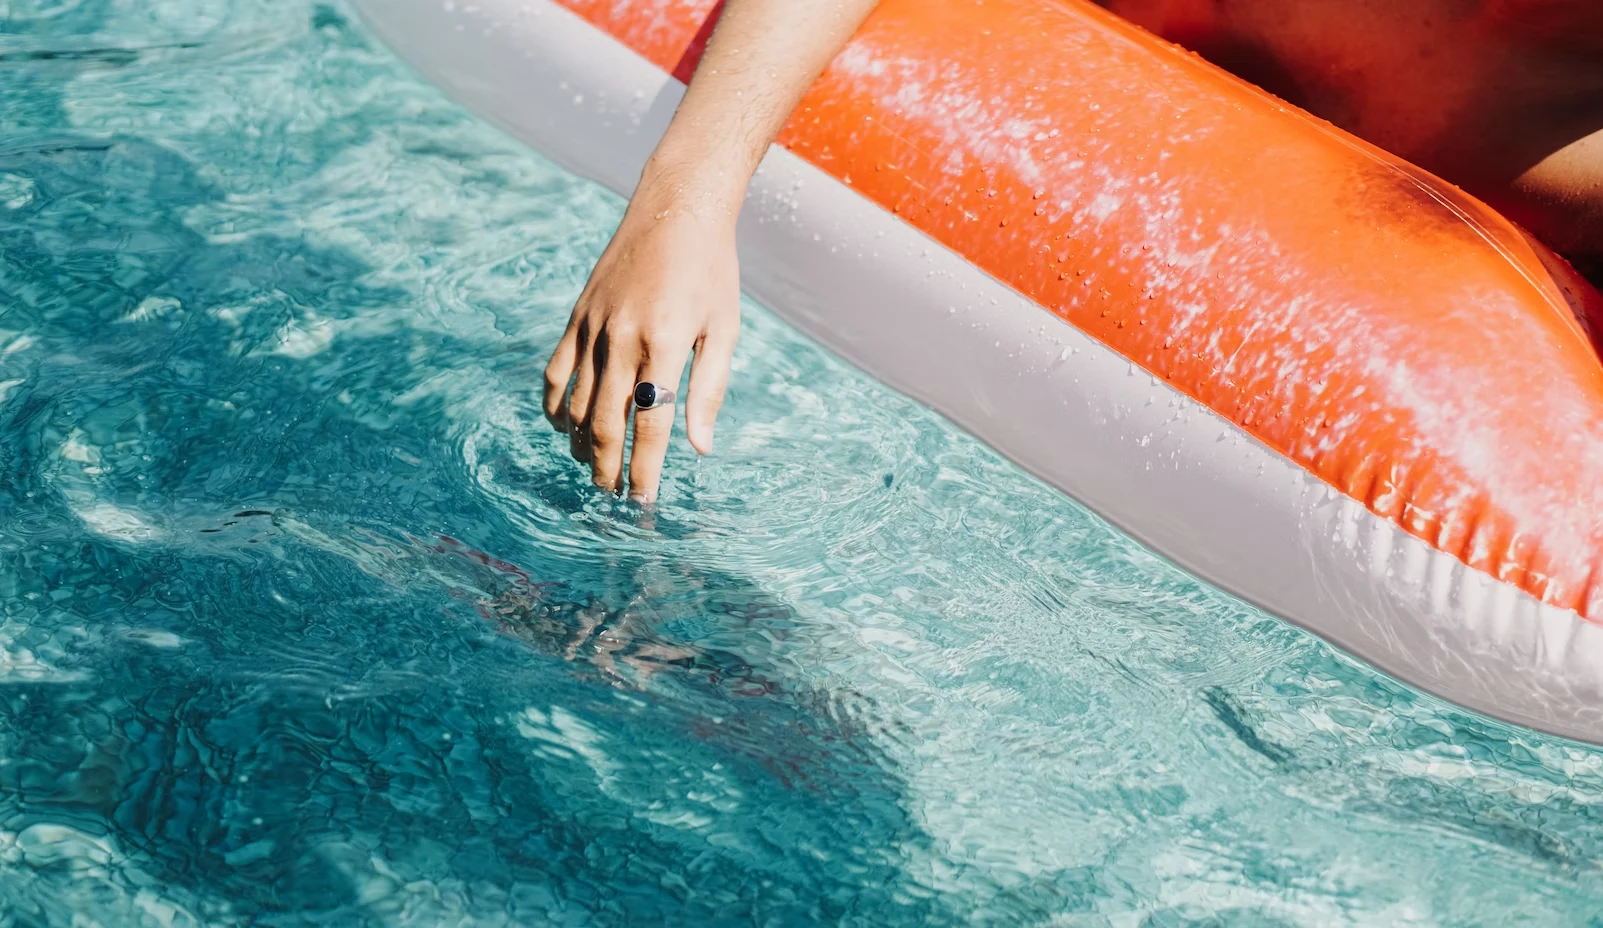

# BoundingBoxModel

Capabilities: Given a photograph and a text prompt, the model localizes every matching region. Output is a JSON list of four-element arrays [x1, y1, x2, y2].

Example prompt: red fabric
[[1486, 0, 1603, 49], [671, 0, 727, 83]]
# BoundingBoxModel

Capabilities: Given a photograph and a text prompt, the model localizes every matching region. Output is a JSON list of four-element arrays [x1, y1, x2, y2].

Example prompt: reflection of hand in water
[[409, 535, 903, 803], [432, 536, 770, 694], [473, 582, 696, 685], [197, 514, 779, 695]]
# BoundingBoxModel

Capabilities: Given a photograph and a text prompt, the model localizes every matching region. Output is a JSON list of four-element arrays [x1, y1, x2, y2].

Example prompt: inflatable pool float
[[351, 0, 1603, 742]]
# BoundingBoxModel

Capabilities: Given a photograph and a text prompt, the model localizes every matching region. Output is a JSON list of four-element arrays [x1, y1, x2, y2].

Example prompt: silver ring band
[[633, 381, 676, 410]]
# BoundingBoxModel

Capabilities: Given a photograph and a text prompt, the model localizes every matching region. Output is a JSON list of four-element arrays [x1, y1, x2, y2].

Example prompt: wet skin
[[545, 0, 1603, 499]]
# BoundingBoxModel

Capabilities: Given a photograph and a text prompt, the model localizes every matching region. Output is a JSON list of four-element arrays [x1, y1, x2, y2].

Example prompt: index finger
[[543, 319, 581, 431]]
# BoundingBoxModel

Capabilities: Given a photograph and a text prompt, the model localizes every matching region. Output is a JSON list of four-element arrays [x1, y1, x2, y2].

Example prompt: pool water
[[4, 1, 1603, 924]]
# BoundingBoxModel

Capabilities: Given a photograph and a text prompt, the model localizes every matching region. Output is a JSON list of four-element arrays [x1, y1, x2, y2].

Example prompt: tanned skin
[[543, 0, 1603, 502], [542, 0, 882, 502]]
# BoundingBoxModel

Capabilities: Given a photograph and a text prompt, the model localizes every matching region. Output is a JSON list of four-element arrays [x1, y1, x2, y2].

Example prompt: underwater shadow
[[0, 119, 1037, 923]]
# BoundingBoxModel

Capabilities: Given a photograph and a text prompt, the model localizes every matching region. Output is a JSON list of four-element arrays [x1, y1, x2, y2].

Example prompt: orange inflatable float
[[354, 0, 1603, 741]]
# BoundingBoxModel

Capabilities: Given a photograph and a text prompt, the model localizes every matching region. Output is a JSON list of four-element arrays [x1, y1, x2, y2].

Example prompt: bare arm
[[1502, 129, 1603, 265], [543, 0, 882, 502]]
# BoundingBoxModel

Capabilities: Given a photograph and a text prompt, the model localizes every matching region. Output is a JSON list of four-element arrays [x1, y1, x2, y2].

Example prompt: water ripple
[[3, 0, 1603, 924]]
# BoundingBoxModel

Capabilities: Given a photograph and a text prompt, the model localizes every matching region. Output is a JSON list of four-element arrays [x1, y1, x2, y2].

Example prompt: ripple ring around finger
[[633, 382, 676, 410]]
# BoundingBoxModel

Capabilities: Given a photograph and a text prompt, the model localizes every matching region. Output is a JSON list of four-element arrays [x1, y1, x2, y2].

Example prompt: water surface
[[3, 1, 1603, 924]]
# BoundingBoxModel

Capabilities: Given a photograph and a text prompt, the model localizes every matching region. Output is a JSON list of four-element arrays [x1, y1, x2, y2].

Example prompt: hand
[[543, 187, 741, 503], [538, 0, 881, 503]]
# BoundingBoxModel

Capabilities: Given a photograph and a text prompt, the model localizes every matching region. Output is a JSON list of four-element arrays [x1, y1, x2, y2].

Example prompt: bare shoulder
[[1472, 0, 1603, 272], [1505, 129, 1603, 274]]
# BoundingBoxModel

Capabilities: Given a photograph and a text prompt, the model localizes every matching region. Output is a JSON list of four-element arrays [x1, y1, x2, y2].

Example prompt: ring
[[633, 381, 676, 410]]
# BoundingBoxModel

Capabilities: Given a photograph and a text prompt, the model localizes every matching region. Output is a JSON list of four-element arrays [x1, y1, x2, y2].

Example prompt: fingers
[[685, 325, 737, 455], [548, 309, 733, 499], [627, 344, 694, 503], [542, 319, 580, 430], [564, 322, 600, 464], [584, 338, 638, 493]]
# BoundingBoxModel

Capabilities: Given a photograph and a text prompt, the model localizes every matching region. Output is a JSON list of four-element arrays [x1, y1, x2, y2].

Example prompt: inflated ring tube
[[353, 0, 1603, 741]]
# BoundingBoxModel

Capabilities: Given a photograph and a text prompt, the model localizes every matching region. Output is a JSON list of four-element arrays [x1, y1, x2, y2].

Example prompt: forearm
[[547, 1, 879, 495], [635, 0, 882, 220]]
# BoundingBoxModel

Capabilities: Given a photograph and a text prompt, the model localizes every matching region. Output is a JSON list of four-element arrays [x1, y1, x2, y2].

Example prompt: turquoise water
[[4, 0, 1603, 923]]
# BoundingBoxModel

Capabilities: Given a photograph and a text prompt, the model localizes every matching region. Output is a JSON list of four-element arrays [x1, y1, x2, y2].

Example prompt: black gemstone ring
[[633, 382, 676, 410]]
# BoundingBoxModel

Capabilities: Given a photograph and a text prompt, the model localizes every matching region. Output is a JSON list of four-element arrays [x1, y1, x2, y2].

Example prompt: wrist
[[633, 144, 759, 227]]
